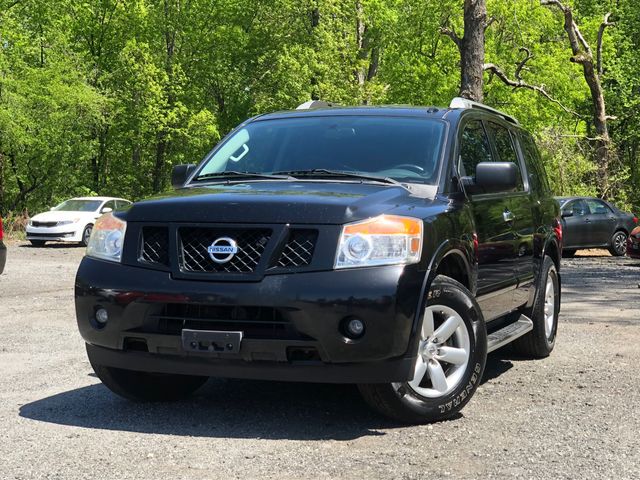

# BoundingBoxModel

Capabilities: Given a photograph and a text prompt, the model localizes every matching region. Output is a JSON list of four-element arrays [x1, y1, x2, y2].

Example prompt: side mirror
[[101, 207, 113, 214], [561, 210, 573, 218], [172, 164, 197, 189], [461, 162, 518, 195]]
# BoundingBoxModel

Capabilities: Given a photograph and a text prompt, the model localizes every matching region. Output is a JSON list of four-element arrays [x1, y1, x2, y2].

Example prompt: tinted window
[[563, 199, 589, 216], [585, 199, 611, 215], [487, 122, 524, 191], [53, 200, 102, 212], [459, 120, 493, 177], [197, 116, 447, 184], [518, 131, 550, 193], [102, 200, 116, 212]]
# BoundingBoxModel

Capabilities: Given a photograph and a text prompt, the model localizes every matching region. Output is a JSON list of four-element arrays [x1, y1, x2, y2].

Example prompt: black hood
[[122, 181, 438, 224]]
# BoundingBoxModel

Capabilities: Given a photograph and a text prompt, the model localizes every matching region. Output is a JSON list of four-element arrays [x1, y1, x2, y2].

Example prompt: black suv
[[75, 98, 562, 423]]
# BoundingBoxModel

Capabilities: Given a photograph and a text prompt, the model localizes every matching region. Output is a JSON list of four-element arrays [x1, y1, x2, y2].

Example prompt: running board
[[487, 315, 534, 353]]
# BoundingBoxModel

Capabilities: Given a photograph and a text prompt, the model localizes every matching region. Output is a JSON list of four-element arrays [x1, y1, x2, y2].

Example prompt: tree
[[541, 0, 615, 198]]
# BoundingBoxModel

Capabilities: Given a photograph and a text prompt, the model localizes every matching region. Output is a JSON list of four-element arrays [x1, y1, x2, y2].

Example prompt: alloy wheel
[[613, 232, 627, 255], [543, 271, 556, 340], [408, 305, 471, 399]]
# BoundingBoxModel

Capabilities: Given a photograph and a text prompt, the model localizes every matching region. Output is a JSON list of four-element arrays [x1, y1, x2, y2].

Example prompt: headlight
[[86, 213, 127, 262], [57, 218, 79, 226], [335, 215, 423, 269]]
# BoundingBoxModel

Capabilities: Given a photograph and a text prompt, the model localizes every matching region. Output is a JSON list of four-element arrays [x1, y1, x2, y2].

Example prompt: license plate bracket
[[181, 329, 243, 354]]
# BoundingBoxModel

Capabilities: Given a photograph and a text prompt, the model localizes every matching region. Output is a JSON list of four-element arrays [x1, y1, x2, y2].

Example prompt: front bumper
[[26, 225, 81, 242], [75, 257, 426, 383], [628, 236, 640, 259]]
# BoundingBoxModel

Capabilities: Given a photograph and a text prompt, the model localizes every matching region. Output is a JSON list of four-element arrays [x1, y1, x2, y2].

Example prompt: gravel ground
[[0, 243, 639, 480]]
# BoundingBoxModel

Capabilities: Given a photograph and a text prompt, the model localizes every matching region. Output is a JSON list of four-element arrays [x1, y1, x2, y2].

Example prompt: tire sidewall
[[81, 224, 93, 247], [611, 231, 627, 256], [392, 276, 487, 421], [537, 257, 560, 349]]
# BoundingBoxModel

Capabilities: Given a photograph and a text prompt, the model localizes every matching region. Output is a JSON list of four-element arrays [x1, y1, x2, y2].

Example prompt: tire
[[608, 230, 627, 256], [81, 224, 93, 247], [30, 240, 46, 247], [512, 256, 560, 358], [87, 346, 208, 402], [562, 249, 577, 258], [358, 275, 487, 424]]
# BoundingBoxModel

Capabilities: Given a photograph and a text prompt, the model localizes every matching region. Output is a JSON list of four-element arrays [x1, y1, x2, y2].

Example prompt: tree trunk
[[441, 0, 487, 102], [460, 0, 486, 102]]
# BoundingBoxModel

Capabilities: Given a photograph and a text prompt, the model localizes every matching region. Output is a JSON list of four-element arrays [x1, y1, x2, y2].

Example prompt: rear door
[[584, 198, 615, 245], [458, 117, 516, 320], [486, 121, 534, 310]]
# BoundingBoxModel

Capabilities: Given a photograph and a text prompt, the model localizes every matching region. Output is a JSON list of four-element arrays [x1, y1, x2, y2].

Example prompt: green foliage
[[1, 0, 639, 216]]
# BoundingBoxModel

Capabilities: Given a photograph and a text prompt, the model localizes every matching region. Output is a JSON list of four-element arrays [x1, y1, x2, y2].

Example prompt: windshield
[[196, 116, 446, 184], [53, 199, 102, 212]]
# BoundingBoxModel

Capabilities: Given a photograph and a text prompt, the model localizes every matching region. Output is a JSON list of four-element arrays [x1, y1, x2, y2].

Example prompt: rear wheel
[[87, 345, 208, 401], [562, 249, 577, 258], [608, 231, 627, 256], [30, 240, 46, 247], [512, 256, 560, 358], [81, 224, 93, 247], [358, 276, 487, 424]]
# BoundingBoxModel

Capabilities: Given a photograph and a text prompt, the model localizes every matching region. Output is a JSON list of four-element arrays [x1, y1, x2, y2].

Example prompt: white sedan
[[26, 197, 132, 247]]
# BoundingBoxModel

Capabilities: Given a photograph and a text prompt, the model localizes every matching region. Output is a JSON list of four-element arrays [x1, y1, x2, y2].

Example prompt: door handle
[[585, 218, 591, 223], [503, 210, 515, 223]]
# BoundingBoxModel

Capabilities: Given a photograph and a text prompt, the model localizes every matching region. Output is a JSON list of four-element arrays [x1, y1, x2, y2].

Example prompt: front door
[[584, 198, 616, 245], [458, 118, 516, 321], [561, 199, 591, 248]]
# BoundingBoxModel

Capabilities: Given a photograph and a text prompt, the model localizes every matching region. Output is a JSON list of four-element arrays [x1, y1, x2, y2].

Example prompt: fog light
[[95, 308, 109, 324], [345, 318, 365, 339]]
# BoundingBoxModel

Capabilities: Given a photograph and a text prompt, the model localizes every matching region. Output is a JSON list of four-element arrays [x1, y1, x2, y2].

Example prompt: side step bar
[[487, 315, 534, 353]]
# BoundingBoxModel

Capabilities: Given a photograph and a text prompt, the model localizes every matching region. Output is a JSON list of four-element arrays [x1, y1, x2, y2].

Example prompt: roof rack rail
[[296, 100, 338, 110], [449, 97, 519, 125]]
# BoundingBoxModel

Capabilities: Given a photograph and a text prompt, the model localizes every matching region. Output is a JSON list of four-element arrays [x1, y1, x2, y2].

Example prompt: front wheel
[[88, 345, 208, 401], [81, 224, 93, 247], [358, 276, 487, 424], [608, 231, 627, 256]]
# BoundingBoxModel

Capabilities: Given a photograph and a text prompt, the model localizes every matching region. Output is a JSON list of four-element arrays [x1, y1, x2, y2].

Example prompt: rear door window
[[585, 199, 612, 215]]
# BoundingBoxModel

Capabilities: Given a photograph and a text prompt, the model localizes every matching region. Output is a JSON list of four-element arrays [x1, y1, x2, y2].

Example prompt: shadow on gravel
[[20, 355, 516, 439], [19, 379, 405, 440]]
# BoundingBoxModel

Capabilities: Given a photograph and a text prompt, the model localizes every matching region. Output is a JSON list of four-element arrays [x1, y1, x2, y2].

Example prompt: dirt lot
[[0, 243, 639, 480]]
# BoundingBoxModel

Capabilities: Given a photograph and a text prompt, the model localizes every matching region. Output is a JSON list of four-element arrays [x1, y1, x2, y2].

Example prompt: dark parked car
[[0, 217, 6, 274], [557, 196, 637, 257], [75, 98, 562, 423], [627, 226, 640, 259]]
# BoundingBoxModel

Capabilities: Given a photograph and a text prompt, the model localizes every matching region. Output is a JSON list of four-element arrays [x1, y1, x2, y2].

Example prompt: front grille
[[277, 229, 318, 268], [147, 304, 309, 340], [140, 227, 169, 266], [31, 221, 58, 228], [179, 227, 271, 273]]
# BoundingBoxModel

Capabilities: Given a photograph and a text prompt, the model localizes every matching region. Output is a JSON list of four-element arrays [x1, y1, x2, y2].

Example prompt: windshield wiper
[[272, 169, 406, 188], [193, 171, 294, 182]]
